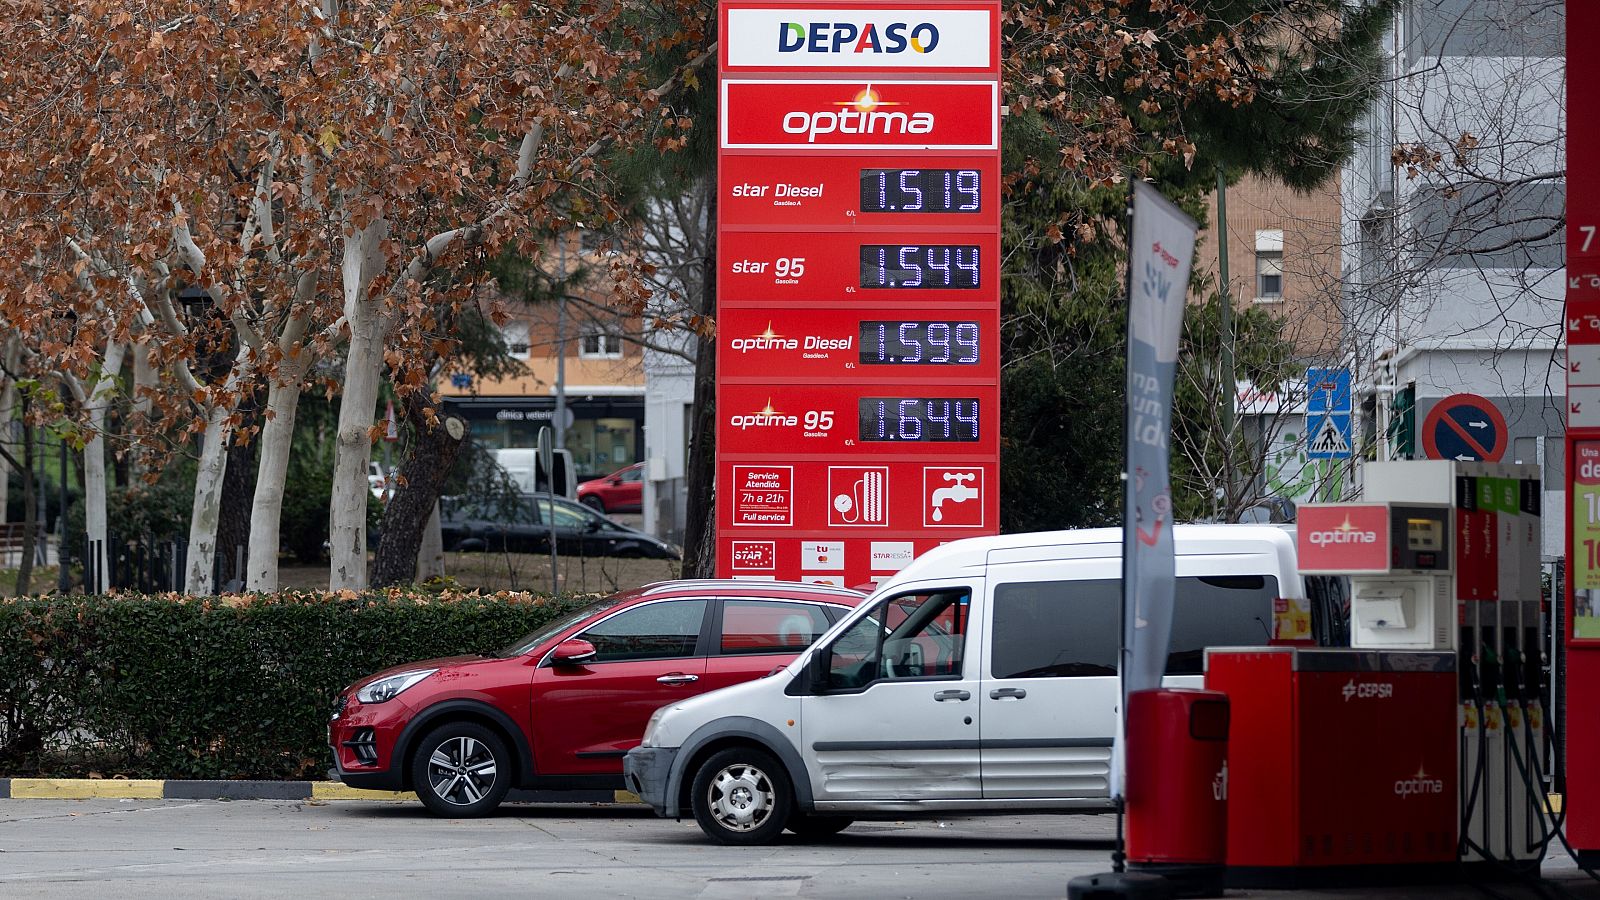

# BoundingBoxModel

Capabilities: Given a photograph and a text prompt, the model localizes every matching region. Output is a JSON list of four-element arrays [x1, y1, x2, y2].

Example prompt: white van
[[624, 524, 1337, 844], [491, 447, 577, 499]]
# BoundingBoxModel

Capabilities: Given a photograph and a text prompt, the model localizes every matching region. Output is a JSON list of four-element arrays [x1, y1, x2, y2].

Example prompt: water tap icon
[[930, 472, 979, 522]]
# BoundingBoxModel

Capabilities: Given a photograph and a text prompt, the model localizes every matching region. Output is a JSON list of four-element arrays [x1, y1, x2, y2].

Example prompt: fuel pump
[[1352, 461, 1546, 869]]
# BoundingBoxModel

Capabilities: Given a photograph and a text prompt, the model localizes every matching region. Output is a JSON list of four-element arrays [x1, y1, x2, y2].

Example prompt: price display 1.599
[[859, 397, 980, 442], [860, 245, 980, 289], [860, 321, 980, 365]]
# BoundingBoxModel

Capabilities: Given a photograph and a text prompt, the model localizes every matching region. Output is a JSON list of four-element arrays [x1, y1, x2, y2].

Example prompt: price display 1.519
[[860, 397, 980, 442], [860, 321, 980, 365], [860, 245, 980, 290], [860, 169, 981, 213]]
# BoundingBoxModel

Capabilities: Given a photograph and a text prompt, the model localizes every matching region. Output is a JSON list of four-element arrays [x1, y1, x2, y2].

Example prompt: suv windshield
[[496, 597, 627, 657]]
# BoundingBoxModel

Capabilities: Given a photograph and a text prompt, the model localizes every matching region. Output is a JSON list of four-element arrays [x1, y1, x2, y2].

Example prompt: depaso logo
[[1394, 765, 1445, 798], [782, 85, 935, 144], [778, 20, 940, 55], [1307, 515, 1379, 547]]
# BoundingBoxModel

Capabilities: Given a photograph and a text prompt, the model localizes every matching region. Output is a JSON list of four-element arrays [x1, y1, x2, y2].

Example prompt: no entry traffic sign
[[1421, 393, 1507, 462]]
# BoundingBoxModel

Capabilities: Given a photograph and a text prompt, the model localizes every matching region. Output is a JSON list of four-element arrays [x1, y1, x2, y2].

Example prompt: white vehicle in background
[[625, 525, 1332, 844], [491, 447, 576, 499]]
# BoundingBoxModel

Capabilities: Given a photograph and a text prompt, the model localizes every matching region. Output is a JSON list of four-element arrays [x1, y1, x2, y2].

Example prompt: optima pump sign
[[723, 5, 996, 70], [1296, 503, 1391, 573]]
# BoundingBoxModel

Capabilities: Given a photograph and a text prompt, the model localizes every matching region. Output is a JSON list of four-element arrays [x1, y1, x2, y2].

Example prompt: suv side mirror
[[550, 638, 597, 666]]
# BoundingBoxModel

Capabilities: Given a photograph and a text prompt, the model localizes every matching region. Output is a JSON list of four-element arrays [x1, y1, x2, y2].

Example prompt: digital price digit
[[858, 398, 981, 442], [860, 245, 981, 289], [859, 169, 982, 213], [859, 321, 980, 365]]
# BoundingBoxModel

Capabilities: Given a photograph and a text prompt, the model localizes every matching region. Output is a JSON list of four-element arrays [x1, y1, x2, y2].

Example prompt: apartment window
[[502, 321, 530, 360], [1254, 229, 1284, 302], [579, 326, 623, 359]]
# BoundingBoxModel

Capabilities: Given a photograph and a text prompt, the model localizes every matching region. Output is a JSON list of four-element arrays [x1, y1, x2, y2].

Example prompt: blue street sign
[[1305, 412, 1353, 460], [1421, 393, 1507, 462], [1306, 367, 1352, 414]]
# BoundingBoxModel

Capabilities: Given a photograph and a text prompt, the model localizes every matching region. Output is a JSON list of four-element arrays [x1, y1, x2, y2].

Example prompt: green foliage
[[0, 590, 593, 779]]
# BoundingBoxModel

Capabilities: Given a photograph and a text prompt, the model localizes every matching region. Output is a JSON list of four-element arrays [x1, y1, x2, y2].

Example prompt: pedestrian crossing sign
[[1306, 413, 1352, 459]]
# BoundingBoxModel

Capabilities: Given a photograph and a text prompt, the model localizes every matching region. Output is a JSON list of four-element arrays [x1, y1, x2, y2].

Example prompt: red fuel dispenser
[[1125, 688, 1230, 896]]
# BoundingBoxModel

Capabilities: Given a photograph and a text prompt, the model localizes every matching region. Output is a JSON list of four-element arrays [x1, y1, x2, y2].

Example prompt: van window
[[823, 589, 969, 690], [990, 576, 1277, 679]]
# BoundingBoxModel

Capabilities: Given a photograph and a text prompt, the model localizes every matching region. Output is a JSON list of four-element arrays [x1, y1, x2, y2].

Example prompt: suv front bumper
[[623, 746, 678, 816]]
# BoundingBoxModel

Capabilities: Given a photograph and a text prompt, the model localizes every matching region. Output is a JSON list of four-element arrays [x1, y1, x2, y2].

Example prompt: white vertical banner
[[1113, 181, 1197, 799]]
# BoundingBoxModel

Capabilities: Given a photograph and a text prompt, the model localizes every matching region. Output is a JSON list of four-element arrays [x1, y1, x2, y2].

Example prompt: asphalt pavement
[[0, 799, 1596, 899]]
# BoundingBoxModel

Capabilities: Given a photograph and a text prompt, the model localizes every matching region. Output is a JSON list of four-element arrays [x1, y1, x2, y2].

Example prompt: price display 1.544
[[860, 321, 980, 365], [860, 245, 980, 289], [860, 398, 980, 442]]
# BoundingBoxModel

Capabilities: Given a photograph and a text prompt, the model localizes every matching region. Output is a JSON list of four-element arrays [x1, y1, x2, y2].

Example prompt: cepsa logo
[[778, 20, 940, 55], [1307, 515, 1379, 547], [783, 85, 934, 144], [1341, 679, 1394, 702]]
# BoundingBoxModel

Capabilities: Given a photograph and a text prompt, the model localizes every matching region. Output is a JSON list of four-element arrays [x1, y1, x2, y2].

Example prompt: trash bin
[[1125, 688, 1229, 898]]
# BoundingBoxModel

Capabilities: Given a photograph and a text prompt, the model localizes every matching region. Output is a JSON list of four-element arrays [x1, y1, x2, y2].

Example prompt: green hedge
[[0, 590, 592, 780]]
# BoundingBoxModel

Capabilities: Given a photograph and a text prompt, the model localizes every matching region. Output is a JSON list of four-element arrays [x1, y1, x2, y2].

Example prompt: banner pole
[[1113, 174, 1137, 875]]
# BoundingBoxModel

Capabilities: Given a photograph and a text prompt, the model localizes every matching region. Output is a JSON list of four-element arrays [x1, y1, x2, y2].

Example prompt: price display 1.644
[[860, 245, 980, 289], [860, 169, 981, 213], [860, 398, 980, 442], [860, 321, 979, 365]]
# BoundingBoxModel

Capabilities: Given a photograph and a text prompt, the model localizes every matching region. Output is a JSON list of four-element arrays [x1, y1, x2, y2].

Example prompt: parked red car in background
[[328, 580, 864, 816], [577, 461, 644, 514]]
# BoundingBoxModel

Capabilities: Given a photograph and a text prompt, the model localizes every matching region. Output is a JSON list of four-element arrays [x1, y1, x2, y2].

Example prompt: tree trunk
[[13, 408, 35, 597], [0, 370, 14, 526], [681, 188, 718, 578], [416, 501, 445, 581], [329, 318, 383, 590], [82, 340, 127, 593], [214, 387, 260, 592], [329, 219, 389, 591], [185, 403, 233, 595], [372, 394, 468, 587], [246, 378, 303, 592]]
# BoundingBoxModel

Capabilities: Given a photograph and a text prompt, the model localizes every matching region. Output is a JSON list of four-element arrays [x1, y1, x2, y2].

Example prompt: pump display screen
[[860, 245, 981, 289], [1407, 518, 1443, 552], [859, 397, 981, 442], [859, 321, 980, 365]]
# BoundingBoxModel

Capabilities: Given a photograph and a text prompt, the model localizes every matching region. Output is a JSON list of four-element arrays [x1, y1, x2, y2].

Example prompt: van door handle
[[989, 687, 1027, 700], [933, 689, 971, 702], [657, 673, 699, 685]]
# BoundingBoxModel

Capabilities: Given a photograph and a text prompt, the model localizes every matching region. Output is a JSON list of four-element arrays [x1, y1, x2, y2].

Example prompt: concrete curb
[[0, 778, 643, 805]]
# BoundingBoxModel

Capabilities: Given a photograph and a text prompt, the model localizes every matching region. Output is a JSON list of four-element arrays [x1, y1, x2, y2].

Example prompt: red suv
[[328, 580, 863, 816], [577, 462, 644, 514]]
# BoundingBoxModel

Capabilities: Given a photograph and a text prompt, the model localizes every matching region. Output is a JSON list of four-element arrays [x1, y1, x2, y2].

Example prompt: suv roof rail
[[639, 579, 865, 598]]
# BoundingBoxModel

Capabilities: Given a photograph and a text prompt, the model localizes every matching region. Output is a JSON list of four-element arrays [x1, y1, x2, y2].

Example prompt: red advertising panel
[[720, 230, 999, 304], [721, 80, 998, 150], [716, 1, 1001, 582], [720, 1, 1000, 75], [719, 305, 999, 381], [1294, 504, 1389, 574], [720, 154, 1000, 228]]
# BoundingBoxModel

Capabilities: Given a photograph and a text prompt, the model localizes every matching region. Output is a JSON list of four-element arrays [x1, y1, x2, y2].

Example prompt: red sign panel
[[720, 154, 1000, 228], [721, 80, 998, 150], [716, 1, 1000, 582], [720, 230, 999, 304], [1295, 504, 1389, 574], [719, 305, 999, 381]]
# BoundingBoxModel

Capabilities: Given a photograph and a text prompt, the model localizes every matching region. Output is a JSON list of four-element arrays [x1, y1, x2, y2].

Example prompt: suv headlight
[[356, 669, 437, 704]]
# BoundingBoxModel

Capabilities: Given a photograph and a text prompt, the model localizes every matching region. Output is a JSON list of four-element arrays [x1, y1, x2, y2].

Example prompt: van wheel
[[411, 722, 511, 817], [785, 814, 853, 839], [690, 748, 793, 845]]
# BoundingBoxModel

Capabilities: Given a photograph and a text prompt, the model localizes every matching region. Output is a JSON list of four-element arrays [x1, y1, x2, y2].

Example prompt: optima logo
[[729, 323, 852, 354], [782, 85, 934, 143], [728, 399, 798, 430], [779, 21, 940, 55], [1394, 766, 1445, 798], [1307, 515, 1379, 547]]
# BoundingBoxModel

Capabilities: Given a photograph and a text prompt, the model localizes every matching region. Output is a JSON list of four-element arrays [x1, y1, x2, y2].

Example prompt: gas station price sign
[[721, 230, 999, 303], [721, 154, 999, 227], [718, 306, 999, 380], [715, 0, 1002, 584]]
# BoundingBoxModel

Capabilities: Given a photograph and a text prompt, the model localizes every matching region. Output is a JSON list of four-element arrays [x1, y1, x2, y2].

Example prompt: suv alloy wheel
[[411, 722, 512, 817]]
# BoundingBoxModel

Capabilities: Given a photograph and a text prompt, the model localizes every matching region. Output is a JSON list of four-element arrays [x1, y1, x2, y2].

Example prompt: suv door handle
[[989, 687, 1027, 700], [657, 673, 699, 685], [933, 689, 971, 702]]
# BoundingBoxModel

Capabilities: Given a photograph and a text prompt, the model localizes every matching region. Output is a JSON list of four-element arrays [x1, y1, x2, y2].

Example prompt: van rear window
[[990, 576, 1278, 679]]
